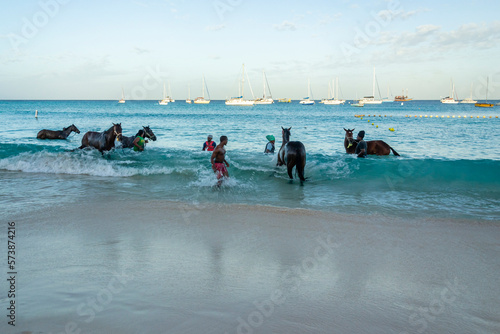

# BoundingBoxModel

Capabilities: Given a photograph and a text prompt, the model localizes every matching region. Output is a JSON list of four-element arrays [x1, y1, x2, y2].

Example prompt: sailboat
[[299, 79, 315, 105], [158, 83, 169, 105], [186, 84, 192, 103], [194, 75, 211, 104], [382, 85, 393, 102], [225, 64, 255, 106], [118, 88, 125, 104], [360, 68, 383, 104], [441, 80, 459, 104], [460, 83, 477, 103], [475, 77, 494, 108], [254, 70, 274, 104], [394, 88, 412, 102], [322, 77, 345, 105]]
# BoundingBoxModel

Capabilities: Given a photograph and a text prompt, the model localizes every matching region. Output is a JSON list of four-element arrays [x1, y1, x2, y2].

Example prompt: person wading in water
[[210, 136, 230, 183], [203, 134, 216, 151]]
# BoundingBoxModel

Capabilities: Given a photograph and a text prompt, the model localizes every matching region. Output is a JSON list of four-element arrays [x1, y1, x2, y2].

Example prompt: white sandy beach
[[1, 200, 499, 334]]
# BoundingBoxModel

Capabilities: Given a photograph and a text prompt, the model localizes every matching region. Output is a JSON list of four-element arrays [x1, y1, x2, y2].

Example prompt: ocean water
[[1, 99, 499, 221]]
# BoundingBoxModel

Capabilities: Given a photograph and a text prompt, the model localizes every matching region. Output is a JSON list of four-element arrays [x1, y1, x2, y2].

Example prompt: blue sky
[[1, 0, 499, 100]]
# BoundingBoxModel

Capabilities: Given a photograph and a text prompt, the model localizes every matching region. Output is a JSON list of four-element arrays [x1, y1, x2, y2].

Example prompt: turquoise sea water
[[1, 100, 499, 220]]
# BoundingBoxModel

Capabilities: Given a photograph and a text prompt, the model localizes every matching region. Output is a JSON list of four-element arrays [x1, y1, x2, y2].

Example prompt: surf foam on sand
[[6, 200, 500, 334]]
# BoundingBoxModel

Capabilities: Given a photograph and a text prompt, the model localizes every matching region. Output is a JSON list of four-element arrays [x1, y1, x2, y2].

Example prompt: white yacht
[[300, 79, 315, 105], [441, 80, 459, 104], [118, 88, 125, 103], [254, 70, 274, 104], [194, 75, 211, 104], [360, 68, 383, 104], [226, 64, 255, 106], [460, 83, 477, 103], [321, 77, 345, 105]]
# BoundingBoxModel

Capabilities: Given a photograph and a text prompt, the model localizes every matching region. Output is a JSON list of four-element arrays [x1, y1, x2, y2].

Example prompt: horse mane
[[135, 129, 145, 137]]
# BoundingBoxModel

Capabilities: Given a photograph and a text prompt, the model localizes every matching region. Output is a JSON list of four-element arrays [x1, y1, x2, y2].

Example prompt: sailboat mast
[[486, 77, 489, 102], [241, 64, 245, 98], [372, 68, 376, 97], [336, 77, 339, 100]]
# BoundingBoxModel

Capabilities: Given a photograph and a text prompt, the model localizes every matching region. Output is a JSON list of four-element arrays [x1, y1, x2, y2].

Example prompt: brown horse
[[37, 124, 80, 139], [277, 127, 306, 181], [343, 128, 400, 156], [79, 123, 122, 154]]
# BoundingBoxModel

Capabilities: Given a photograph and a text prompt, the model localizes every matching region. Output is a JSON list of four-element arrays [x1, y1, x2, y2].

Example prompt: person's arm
[[203, 142, 207, 151], [210, 149, 217, 164], [133, 137, 143, 151], [223, 158, 229, 167], [357, 148, 365, 158]]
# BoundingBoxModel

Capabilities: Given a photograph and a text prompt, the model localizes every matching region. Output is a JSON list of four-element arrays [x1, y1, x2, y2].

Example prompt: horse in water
[[37, 124, 80, 139], [277, 127, 306, 182], [344, 128, 400, 156], [79, 123, 122, 154], [120, 126, 157, 148]]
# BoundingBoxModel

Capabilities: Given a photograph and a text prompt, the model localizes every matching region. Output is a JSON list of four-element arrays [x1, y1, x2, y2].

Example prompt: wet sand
[[2, 200, 499, 334]]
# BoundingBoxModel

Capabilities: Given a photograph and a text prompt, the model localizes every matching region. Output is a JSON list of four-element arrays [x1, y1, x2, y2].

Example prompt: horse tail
[[389, 146, 400, 156], [296, 145, 306, 182]]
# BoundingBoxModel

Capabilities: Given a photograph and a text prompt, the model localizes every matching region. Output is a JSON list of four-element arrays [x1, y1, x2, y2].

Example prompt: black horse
[[277, 127, 306, 182], [37, 124, 80, 139], [79, 123, 122, 154], [120, 126, 157, 148]]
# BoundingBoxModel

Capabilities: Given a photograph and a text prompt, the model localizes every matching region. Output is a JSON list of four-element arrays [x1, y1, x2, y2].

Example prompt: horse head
[[344, 128, 355, 139], [281, 126, 292, 144], [113, 123, 123, 142], [71, 124, 80, 134], [143, 126, 157, 141]]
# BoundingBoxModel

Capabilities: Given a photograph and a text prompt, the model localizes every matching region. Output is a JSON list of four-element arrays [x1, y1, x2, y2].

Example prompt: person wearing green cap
[[264, 135, 275, 154]]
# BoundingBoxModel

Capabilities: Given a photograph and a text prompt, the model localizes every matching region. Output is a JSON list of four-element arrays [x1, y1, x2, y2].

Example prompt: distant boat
[[460, 83, 477, 103], [351, 100, 364, 107], [360, 68, 383, 104], [300, 79, 315, 105], [475, 77, 494, 108], [186, 84, 192, 103], [278, 98, 291, 103], [118, 88, 125, 104], [159, 83, 169, 105], [194, 75, 210, 104], [382, 85, 393, 102], [394, 89, 412, 102], [254, 70, 274, 104], [321, 77, 345, 105], [441, 80, 459, 104], [226, 64, 255, 106]]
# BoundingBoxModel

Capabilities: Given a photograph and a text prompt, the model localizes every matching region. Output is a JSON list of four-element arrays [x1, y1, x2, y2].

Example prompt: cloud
[[206, 24, 226, 31], [274, 21, 297, 31], [319, 13, 342, 26], [133, 46, 150, 55]]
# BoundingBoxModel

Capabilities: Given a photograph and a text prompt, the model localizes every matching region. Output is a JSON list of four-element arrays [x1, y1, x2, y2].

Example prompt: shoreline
[[4, 198, 499, 333]]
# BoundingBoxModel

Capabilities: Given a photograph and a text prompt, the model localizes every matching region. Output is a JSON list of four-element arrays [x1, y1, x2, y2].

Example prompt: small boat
[[254, 70, 274, 104], [118, 88, 125, 103], [351, 100, 364, 107], [360, 68, 383, 104], [159, 83, 173, 105], [300, 79, 315, 105], [186, 84, 192, 103], [475, 77, 494, 108], [460, 83, 477, 103], [278, 98, 291, 103], [226, 64, 255, 106], [194, 75, 211, 104], [394, 89, 412, 102], [321, 77, 345, 105], [441, 80, 459, 104]]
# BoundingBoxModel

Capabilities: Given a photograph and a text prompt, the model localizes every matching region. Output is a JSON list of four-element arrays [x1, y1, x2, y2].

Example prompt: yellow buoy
[[376, 125, 378, 128], [372, 123, 374, 125], [452, 115, 455, 118], [430, 115, 433, 118], [483, 116, 486, 118], [458, 116, 461, 118]]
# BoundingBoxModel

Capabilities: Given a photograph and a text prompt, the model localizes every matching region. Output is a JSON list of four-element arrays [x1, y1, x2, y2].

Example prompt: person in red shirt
[[202, 134, 216, 151]]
